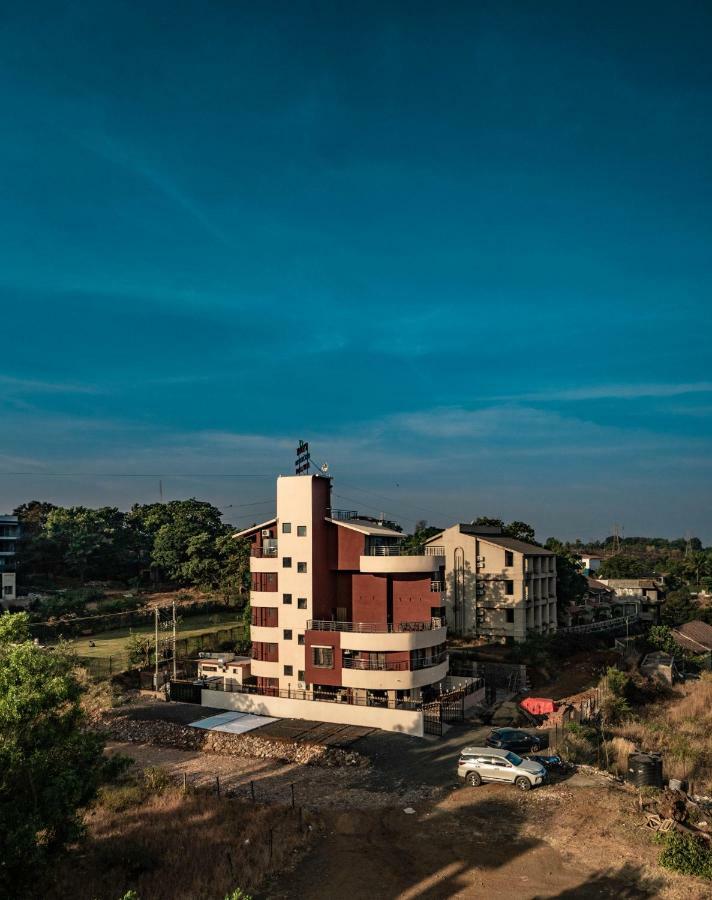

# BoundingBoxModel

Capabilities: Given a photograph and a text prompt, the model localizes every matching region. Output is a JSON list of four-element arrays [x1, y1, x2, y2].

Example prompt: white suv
[[458, 746, 546, 791]]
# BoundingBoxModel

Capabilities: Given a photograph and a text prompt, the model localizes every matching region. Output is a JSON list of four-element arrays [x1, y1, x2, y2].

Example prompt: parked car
[[485, 727, 548, 754], [457, 747, 546, 791]]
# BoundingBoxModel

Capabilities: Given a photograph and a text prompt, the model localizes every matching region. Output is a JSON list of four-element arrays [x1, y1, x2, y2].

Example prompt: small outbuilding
[[671, 620, 712, 669]]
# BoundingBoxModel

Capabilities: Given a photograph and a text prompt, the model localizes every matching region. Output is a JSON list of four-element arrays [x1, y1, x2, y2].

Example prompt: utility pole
[[154, 606, 159, 691], [172, 600, 177, 679]]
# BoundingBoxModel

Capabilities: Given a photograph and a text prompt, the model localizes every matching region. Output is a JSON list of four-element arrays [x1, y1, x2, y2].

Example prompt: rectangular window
[[297, 562, 307, 573], [312, 646, 334, 668], [283, 557, 292, 568], [298, 634, 305, 645], [297, 525, 307, 536], [251, 607, 278, 627], [297, 597, 307, 609], [505, 580, 514, 595], [505, 551, 514, 567], [506, 609, 515, 623], [298, 670, 305, 682], [282, 593, 292, 604], [251, 572, 278, 592], [283, 629, 292, 640], [282, 522, 291, 533], [284, 665, 293, 676]]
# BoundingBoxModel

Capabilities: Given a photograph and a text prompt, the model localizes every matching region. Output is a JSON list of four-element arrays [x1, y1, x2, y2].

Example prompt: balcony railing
[[307, 617, 446, 633], [423, 545, 444, 556], [251, 545, 278, 558], [341, 650, 448, 672], [430, 581, 444, 592]]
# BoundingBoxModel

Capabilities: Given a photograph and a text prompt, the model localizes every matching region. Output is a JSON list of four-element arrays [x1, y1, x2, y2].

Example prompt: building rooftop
[[671, 620, 712, 653], [326, 518, 404, 538], [232, 518, 277, 540]]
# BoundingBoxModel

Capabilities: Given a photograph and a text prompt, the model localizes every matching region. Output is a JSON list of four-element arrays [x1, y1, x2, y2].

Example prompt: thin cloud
[[496, 383, 712, 402], [0, 375, 99, 395]]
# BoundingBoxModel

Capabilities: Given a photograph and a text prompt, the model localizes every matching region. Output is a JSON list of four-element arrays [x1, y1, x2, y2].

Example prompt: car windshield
[[505, 751, 523, 766]]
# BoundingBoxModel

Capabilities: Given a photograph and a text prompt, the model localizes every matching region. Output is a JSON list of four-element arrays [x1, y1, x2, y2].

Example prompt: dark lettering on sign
[[295, 440, 310, 474]]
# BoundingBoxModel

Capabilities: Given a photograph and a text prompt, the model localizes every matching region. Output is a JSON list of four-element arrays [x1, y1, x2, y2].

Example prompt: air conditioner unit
[[476, 583, 486, 594], [476, 556, 485, 563], [261, 529, 271, 537], [297, 681, 306, 690]]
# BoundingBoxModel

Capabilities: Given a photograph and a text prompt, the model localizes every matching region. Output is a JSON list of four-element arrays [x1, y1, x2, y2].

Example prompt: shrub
[[657, 830, 712, 879], [142, 766, 172, 794], [98, 782, 147, 812]]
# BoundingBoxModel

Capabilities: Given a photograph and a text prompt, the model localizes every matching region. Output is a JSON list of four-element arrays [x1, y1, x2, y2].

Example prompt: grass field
[[69, 611, 245, 658]]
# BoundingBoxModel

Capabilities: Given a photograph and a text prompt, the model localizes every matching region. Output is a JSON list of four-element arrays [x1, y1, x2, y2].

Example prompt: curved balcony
[[307, 619, 446, 652], [341, 655, 448, 691], [359, 548, 444, 574]]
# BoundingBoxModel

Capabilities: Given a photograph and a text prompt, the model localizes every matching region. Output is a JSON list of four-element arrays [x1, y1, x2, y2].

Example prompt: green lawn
[[69, 610, 245, 658]]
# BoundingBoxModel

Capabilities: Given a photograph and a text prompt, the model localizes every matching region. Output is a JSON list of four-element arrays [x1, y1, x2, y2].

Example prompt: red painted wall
[[352, 573, 388, 625], [392, 574, 435, 626], [336, 526, 365, 570], [312, 478, 337, 620], [304, 630, 342, 686]]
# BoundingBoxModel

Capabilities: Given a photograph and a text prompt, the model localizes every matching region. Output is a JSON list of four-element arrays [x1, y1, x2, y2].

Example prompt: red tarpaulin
[[520, 697, 558, 715]]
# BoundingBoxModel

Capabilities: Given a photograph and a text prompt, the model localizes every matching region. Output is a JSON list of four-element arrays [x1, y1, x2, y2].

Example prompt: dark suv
[[485, 727, 548, 754]]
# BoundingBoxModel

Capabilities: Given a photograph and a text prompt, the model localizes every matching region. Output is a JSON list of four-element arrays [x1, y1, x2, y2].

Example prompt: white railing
[[424, 546, 445, 556]]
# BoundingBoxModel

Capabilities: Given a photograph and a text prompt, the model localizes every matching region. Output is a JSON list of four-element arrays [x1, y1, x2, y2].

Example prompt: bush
[[657, 830, 712, 879], [142, 766, 172, 794], [98, 782, 147, 812]]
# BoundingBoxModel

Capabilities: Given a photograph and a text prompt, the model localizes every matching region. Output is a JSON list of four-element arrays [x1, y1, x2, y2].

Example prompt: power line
[[0, 472, 274, 478], [335, 479, 451, 524]]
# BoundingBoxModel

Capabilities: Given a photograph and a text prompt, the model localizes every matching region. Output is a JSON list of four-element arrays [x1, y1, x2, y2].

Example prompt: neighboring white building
[[580, 555, 602, 575], [423, 524, 557, 643], [0, 515, 19, 609]]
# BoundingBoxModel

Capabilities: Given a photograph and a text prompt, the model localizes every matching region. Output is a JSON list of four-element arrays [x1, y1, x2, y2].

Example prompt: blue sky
[[1, 2, 711, 541]]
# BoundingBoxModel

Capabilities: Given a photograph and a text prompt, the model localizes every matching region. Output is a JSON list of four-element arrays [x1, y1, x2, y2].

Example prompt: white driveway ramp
[[190, 710, 277, 735]]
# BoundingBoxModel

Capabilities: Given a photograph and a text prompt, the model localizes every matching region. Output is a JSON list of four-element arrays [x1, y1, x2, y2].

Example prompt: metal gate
[[423, 703, 442, 736], [168, 680, 202, 704]]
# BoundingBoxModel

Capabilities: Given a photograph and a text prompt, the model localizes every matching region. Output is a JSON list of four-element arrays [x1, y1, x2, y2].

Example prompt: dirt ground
[[107, 739, 710, 900]]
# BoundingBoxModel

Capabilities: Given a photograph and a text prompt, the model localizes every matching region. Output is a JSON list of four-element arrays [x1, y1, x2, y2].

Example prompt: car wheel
[[515, 777, 532, 792], [466, 772, 482, 787], [530, 744, 540, 753]]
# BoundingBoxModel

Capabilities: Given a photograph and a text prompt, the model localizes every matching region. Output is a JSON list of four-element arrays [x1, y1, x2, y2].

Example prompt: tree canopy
[[0, 613, 105, 893]]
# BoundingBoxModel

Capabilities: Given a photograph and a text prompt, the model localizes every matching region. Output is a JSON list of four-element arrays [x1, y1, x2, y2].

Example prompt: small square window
[[282, 523, 292, 534], [297, 561, 307, 573], [282, 593, 292, 604], [505, 580, 514, 595], [297, 525, 307, 537], [283, 629, 292, 640], [298, 670, 305, 682], [283, 557, 292, 568], [298, 634, 305, 645], [284, 665, 293, 676], [297, 597, 307, 609], [505, 551, 514, 567]]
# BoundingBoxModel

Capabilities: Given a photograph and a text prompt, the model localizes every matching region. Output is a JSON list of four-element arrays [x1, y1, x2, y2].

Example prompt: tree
[[544, 539, 587, 606], [683, 551, 712, 587], [597, 555, 651, 579], [43, 506, 131, 582], [503, 521, 538, 544], [661, 588, 697, 627], [0, 613, 104, 893], [13, 500, 57, 537], [126, 632, 154, 668], [147, 499, 228, 585], [471, 517, 504, 528]]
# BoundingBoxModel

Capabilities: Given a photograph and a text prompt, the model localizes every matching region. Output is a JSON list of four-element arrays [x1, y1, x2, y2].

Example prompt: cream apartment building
[[423, 524, 557, 643]]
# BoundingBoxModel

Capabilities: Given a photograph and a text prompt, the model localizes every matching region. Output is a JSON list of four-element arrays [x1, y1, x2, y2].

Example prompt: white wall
[[201, 688, 425, 737]]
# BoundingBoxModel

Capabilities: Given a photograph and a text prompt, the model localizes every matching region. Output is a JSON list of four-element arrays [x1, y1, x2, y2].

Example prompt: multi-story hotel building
[[235, 474, 448, 708], [423, 524, 557, 643]]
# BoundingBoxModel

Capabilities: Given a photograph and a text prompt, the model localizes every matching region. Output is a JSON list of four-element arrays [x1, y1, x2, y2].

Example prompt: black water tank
[[627, 752, 663, 788]]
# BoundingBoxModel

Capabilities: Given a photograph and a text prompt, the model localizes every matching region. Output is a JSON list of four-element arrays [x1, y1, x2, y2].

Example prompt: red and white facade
[[236, 474, 448, 708]]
